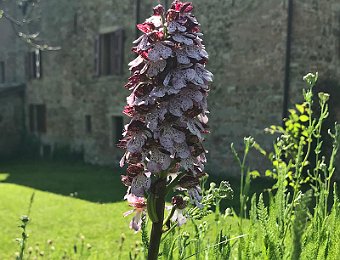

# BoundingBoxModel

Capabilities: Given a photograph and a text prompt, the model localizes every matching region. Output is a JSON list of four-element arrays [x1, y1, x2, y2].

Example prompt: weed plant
[[154, 74, 339, 259]]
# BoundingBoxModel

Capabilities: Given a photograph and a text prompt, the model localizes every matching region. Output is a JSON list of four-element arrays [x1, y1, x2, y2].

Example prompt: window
[[95, 29, 125, 76], [112, 116, 124, 145], [29, 104, 46, 133], [26, 49, 42, 79], [85, 115, 92, 134], [73, 12, 78, 33], [0, 61, 4, 83]]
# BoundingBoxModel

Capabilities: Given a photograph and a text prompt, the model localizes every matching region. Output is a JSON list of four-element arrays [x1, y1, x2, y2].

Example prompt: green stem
[[148, 177, 167, 260], [163, 206, 176, 227], [161, 223, 178, 242], [239, 143, 249, 225]]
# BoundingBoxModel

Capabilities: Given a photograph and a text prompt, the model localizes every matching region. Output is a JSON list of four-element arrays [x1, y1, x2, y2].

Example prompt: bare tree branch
[[0, 1, 60, 51]]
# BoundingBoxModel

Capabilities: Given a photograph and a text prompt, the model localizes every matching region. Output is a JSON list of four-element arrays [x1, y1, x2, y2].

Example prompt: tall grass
[[157, 73, 339, 259]]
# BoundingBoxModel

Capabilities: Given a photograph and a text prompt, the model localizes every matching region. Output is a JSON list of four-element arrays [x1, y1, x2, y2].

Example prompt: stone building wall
[[24, 0, 160, 164], [289, 1, 340, 100], [285, 0, 340, 177], [0, 5, 19, 85], [193, 0, 288, 175], [1, 0, 339, 176], [0, 86, 25, 157]]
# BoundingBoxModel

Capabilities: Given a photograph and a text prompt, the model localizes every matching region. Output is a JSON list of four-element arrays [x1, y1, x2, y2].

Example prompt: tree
[[0, 0, 59, 50]]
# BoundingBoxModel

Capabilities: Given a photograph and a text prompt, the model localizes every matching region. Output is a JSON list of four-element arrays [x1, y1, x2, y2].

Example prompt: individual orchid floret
[[188, 186, 203, 209], [153, 4, 165, 16], [124, 164, 151, 197], [178, 174, 204, 209], [124, 194, 147, 232], [171, 195, 188, 226]]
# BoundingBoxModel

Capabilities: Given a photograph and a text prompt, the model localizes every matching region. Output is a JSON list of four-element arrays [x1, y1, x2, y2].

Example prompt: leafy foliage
[[154, 73, 340, 259]]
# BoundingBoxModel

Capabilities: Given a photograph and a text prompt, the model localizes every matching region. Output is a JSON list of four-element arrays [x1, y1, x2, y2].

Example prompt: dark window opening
[[29, 104, 47, 133], [95, 29, 125, 76], [112, 116, 124, 145], [26, 49, 42, 79], [85, 115, 92, 134], [73, 12, 78, 33], [0, 61, 4, 83], [42, 144, 52, 158]]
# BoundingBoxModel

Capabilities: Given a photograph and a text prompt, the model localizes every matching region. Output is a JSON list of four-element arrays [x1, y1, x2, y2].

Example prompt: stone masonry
[[0, 0, 339, 176]]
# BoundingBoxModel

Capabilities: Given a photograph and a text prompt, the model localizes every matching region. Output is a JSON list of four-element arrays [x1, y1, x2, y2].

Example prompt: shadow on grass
[[0, 158, 282, 210], [0, 159, 126, 203]]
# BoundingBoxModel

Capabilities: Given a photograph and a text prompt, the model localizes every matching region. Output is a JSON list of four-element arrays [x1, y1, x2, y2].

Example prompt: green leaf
[[250, 170, 260, 178], [294, 122, 301, 128], [295, 104, 305, 114], [265, 170, 272, 177], [0, 10, 3, 19], [301, 130, 308, 137], [285, 120, 292, 127], [289, 109, 296, 115], [302, 161, 309, 166], [299, 115, 309, 122], [291, 113, 299, 121]]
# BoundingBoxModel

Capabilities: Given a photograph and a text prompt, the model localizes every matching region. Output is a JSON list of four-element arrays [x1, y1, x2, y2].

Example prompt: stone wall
[[0, 86, 25, 157], [2, 0, 339, 176], [192, 0, 288, 175], [25, 0, 153, 164], [289, 1, 340, 102]]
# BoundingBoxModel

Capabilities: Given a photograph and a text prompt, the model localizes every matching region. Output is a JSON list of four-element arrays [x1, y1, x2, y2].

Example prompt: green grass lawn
[[0, 159, 240, 259], [0, 160, 140, 259]]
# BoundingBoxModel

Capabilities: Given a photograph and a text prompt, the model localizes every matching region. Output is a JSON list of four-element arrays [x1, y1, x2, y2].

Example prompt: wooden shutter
[[34, 49, 42, 79], [37, 50, 42, 79], [85, 115, 92, 134], [29, 104, 34, 132], [36, 104, 46, 133], [102, 34, 111, 75], [32, 51, 37, 78], [111, 29, 124, 75], [113, 116, 124, 144], [73, 12, 78, 33], [110, 32, 117, 75], [117, 29, 125, 75], [25, 53, 33, 80], [94, 35, 101, 76], [0, 61, 4, 83]]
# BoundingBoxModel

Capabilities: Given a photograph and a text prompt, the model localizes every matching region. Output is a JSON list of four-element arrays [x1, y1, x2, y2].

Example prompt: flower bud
[[153, 4, 164, 16], [303, 72, 318, 86], [178, 175, 200, 189], [171, 195, 187, 209], [21, 215, 29, 223], [318, 92, 330, 103]]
